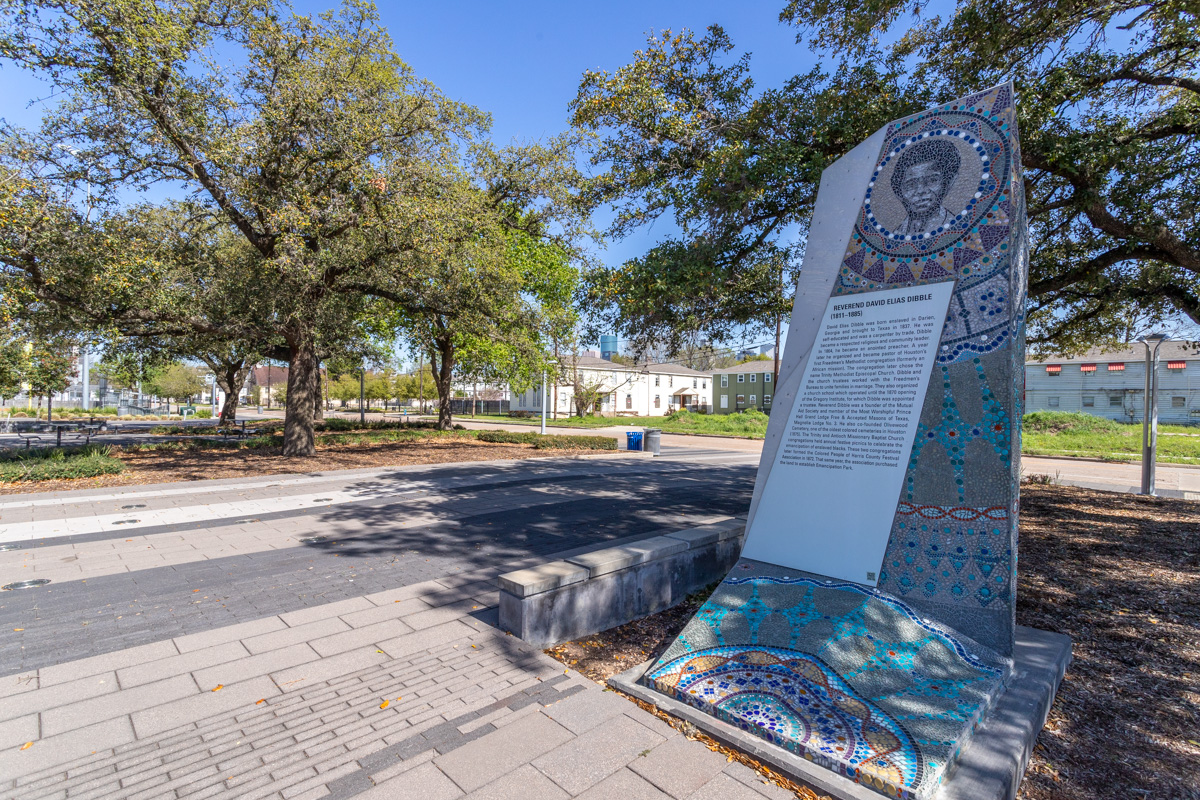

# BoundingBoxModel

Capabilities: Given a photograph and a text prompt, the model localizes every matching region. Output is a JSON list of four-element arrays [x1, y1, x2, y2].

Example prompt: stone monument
[[617, 84, 1066, 800]]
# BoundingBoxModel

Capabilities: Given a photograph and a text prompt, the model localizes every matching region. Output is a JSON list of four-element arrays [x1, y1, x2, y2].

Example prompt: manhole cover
[[121, 504, 146, 509], [3, 579, 50, 591], [112, 520, 140, 525]]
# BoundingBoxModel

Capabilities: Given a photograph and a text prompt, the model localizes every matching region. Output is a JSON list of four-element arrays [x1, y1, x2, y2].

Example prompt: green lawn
[[1022, 411, 1200, 464], [458, 410, 771, 438], [456, 413, 620, 429]]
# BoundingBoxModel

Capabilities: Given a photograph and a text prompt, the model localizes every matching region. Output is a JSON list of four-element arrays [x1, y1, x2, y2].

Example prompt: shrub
[[1023, 411, 1124, 435], [0, 445, 124, 482], [533, 434, 616, 451], [476, 430, 538, 444]]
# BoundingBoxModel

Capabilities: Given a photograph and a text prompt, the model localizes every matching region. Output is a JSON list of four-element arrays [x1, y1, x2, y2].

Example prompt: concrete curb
[[609, 625, 1071, 800]]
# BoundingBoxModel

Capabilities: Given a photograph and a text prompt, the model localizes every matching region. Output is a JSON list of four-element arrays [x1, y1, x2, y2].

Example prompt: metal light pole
[[80, 346, 90, 413], [210, 375, 219, 419], [359, 368, 366, 425], [1140, 333, 1169, 495]]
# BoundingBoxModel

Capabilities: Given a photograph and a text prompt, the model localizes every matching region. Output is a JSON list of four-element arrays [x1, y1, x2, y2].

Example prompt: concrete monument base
[[611, 623, 1070, 800]]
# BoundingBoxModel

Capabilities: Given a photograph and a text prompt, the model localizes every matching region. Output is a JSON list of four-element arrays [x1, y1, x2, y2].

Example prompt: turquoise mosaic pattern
[[645, 562, 1010, 800], [839, 83, 1025, 653]]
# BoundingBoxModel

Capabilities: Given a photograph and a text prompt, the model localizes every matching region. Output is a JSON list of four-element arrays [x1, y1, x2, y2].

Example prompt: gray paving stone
[[41, 673, 196, 737], [192, 642, 319, 689], [377, 621, 476, 660], [532, 712, 666, 794], [686, 773, 777, 800], [463, 764, 568, 800], [244, 617, 351, 655], [270, 647, 390, 693], [37, 640, 179, 686], [116, 640, 249, 688], [341, 599, 432, 628], [0, 711, 38, 750], [628, 735, 729, 799], [434, 710, 573, 793], [170, 617, 286, 652], [0, 716, 134, 778], [359, 761, 463, 799], [0, 671, 117, 724], [310, 619, 414, 657], [130, 674, 281, 738], [574, 768, 672, 800], [279, 598, 381, 628], [540, 686, 634, 735]]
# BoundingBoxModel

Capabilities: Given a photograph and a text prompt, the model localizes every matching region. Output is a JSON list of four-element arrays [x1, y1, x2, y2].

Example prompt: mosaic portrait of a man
[[889, 139, 962, 236]]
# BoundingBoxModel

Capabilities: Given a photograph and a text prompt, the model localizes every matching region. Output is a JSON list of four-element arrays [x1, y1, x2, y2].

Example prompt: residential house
[[511, 355, 711, 417], [1026, 342, 1200, 424], [711, 363, 775, 414]]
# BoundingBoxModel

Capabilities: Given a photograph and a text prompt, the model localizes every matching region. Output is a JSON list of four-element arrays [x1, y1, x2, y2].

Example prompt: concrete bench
[[497, 517, 746, 646]]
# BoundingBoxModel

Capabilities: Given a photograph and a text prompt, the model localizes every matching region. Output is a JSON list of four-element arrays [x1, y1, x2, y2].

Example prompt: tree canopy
[[572, 1, 1199, 356]]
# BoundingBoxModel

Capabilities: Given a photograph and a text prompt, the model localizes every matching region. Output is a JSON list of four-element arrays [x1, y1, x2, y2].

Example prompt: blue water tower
[[600, 335, 618, 361]]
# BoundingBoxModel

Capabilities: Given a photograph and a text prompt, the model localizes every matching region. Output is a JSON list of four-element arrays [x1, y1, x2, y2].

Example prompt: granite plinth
[[640, 559, 1011, 800]]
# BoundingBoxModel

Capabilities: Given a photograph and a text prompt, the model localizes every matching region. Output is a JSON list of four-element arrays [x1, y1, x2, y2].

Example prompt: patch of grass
[[656, 409, 770, 438], [462, 413, 619, 429], [0, 445, 125, 482], [1022, 412, 1200, 463]]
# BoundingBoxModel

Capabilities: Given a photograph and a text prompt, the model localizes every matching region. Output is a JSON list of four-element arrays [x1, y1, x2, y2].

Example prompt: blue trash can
[[626, 431, 644, 451]]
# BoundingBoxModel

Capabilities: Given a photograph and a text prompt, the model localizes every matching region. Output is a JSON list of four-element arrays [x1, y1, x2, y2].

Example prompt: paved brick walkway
[[1, 570, 793, 800]]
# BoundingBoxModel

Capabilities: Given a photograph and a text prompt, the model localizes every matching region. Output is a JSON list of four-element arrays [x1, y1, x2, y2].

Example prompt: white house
[[511, 355, 712, 417]]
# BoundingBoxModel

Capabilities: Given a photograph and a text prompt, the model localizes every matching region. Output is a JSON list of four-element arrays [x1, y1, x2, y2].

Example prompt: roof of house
[[562, 355, 709, 377], [712, 361, 774, 374], [1027, 341, 1200, 365], [248, 365, 288, 386]]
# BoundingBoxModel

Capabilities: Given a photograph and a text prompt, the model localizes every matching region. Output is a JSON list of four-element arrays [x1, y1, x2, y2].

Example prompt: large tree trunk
[[283, 335, 320, 456], [430, 337, 455, 431], [215, 364, 250, 425]]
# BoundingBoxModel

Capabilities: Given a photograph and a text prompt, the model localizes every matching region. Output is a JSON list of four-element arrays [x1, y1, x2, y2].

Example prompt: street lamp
[[1139, 332, 1170, 495], [540, 359, 557, 435]]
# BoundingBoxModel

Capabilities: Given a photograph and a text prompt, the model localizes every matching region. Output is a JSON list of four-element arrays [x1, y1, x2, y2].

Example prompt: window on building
[[737, 374, 745, 383], [764, 394, 772, 405], [720, 375, 728, 387], [736, 394, 745, 405], [626, 393, 632, 409], [669, 377, 673, 387], [702, 380, 707, 389], [1168, 360, 1187, 370], [655, 376, 660, 387], [693, 378, 697, 389], [750, 374, 757, 383], [1046, 365, 1061, 376], [765, 373, 771, 383], [1048, 397, 1060, 407], [1081, 363, 1097, 374], [1108, 363, 1125, 372], [1082, 396, 1094, 407], [1173, 396, 1187, 408], [749, 394, 757, 406], [654, 394, 661, 409], [720, 395, 728, 409], [1110, 395, 1123, 407]]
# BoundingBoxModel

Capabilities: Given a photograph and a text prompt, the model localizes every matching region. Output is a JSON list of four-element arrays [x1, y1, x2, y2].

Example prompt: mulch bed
[[544, 484, 1200, 800], [0, 439, 616, 495]]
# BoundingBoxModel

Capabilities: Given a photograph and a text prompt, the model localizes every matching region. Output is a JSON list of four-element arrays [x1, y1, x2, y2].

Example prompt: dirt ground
[[0, 438, 617, 495], [545, 485, 1200, 800]]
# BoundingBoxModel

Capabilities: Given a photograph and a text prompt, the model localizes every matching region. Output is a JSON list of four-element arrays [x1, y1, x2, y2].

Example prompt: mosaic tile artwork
[[645, 560, 1010, 800], [843, 83, 1026, 653], [643, 84, 1027, 799]]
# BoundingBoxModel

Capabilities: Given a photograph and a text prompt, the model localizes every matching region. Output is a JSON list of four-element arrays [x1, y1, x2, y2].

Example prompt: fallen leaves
[[255, 699, 266, 705], [19, 742, 32, 751], [12, 628, 23, 632], [211, 684, 223, 692], [379, 699, 389, 709]]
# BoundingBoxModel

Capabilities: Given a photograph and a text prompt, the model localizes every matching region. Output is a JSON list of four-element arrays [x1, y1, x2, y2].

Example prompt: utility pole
[[359, 367, 366, 425], [1140, 333, 1169, 495]]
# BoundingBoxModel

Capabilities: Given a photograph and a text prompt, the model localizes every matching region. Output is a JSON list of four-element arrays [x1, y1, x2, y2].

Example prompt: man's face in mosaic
[[899, 161, 949, 225]]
